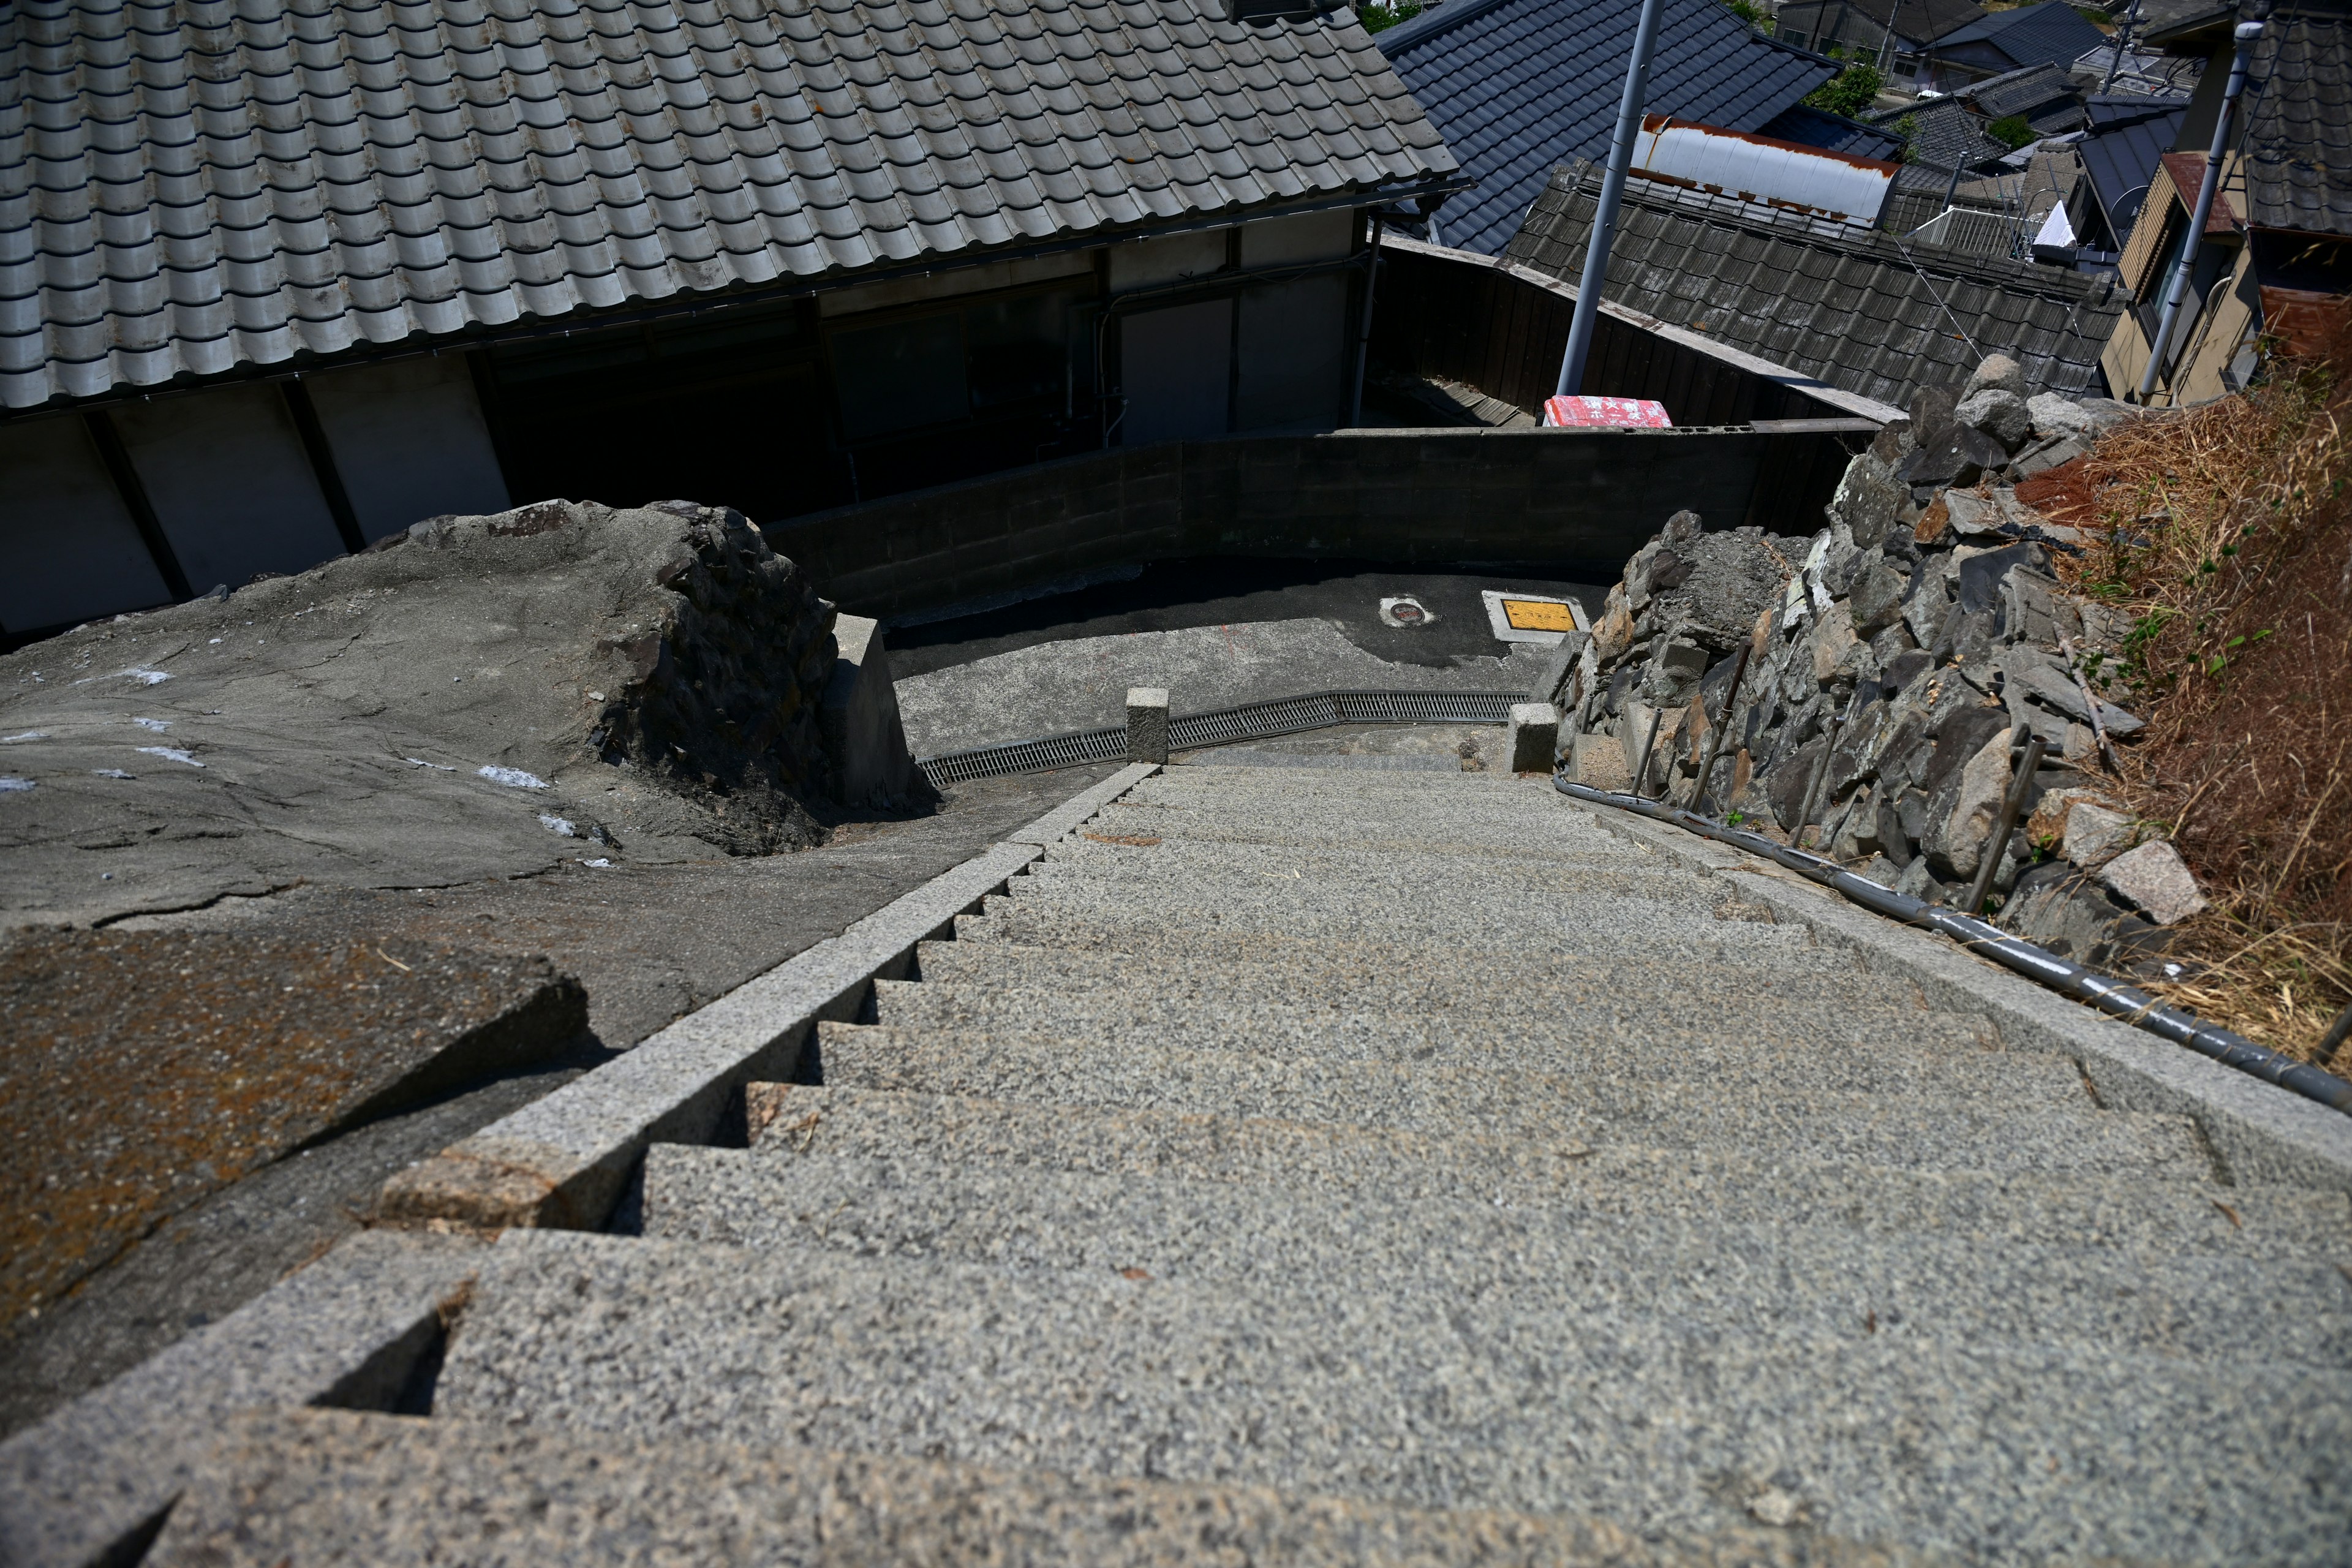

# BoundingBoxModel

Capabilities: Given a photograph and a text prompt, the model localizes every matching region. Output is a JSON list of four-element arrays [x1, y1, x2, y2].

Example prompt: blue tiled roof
[[1378, 0, 1835, 255], [1930, 0, 2109, 72], [1758, 104, 1908, 162]]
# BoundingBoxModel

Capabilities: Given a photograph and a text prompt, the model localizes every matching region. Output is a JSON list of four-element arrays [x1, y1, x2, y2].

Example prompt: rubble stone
[[1828, 453, 1907, 549], [2027, 787, 2114, 854], [2062, 801, 2139, 869], [1956, 388, 2034, 452], [1962, 353, 2027, 400], [1848, 557, 1908, 636], [1807, 603, 1858, 681], [1924, 724, 2015, 880], [2098, 840, 2209, 925]]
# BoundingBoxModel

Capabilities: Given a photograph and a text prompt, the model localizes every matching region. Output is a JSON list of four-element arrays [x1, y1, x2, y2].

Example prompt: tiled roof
[[2243, 7, 2352, 236], [0, 0, 1458, 410], [1502, 157, 2125, 405], [1758, 104, 1909, 162], [1959, 61, 2086, 132], [1376, 0, 1833, 255], [2076, 96, 2185, 243], [1929, 0, 2110, 72], [1776, 0, 1986, 48], [1872, 96, 2010, 177]]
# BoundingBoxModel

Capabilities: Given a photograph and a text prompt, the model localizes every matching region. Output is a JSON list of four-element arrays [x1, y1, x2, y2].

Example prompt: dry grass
[[2015, 354, 2352, 1065]]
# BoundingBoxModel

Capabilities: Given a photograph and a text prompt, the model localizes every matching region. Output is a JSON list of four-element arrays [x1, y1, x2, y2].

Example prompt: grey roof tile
[[2, 0, 1453, 408], [1504, 156, 2124, 404], [2244, 9, 2352, 237]]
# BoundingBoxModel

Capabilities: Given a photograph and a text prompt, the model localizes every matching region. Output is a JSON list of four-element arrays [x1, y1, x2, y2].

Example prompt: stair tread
[[435, 1231, 2352, 1566], [813, 1023, 2205, 1175], [729, 1086, 2352, 1263], [639, 1145, 2352, 1368]]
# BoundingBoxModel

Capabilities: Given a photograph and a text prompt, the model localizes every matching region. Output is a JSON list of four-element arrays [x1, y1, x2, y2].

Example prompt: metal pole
[[1630, 703, 1667, 798], [1556, 0, 1667, 398], [1348, 211, 1384, 428], [1794, 688, 1863, 847], [2135, 16, 2264, 404], [1966, 734, 2047, 916], [2101, 0, 2144, 92], [1684, 643, 1752, 814]]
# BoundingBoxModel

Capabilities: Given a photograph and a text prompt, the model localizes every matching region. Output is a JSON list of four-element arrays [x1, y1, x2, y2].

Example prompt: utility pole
[[1556, 0, 1667, 398], [2101, 0, 2145, 93], [2135, 12, 2264, 403]]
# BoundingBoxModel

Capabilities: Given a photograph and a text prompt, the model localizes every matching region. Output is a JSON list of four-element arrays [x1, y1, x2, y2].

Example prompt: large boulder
[[1828, 453, 1907, 549], [1955, 388, 2034, 453], [0, 499, 844, 928], [1962, 353, 2028, 400]]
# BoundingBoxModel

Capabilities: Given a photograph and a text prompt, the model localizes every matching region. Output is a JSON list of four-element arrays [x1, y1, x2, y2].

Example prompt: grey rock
[[2063, 802, 2140, 869], [2099, 840, 2209, 925], [1922, 720, 2015, 880], [2000, 864, 2166, 968], [1955, 389, 2034, 453], [1828, 453, 1907, 549], [1849, 557, 1909, 636], [1962, 354, 2028, 401], [2010, 433, 2089, 479]]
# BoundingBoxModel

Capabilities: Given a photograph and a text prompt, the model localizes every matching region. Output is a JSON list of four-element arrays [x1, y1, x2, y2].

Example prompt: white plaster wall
[[0, 416, 171, 633], [308, 355, 509, 541], [111, 383, 347, 590], [1238, 208, 1357, 268]]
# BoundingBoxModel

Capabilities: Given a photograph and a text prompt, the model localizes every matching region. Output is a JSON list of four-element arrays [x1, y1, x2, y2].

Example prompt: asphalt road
[[887, 557, 1613, 679]]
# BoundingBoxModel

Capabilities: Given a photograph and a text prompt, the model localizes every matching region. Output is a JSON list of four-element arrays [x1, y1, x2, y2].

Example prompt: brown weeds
[[2016, 358, 2352, 1062]]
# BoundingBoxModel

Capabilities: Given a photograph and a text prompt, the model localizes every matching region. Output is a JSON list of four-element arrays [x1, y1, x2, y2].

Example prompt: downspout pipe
[[1554, 775, 2352, 1115], [2135, 15, 2264, 404], [1348, 210, 1384, 428], [1556, 0, 1667, 398]]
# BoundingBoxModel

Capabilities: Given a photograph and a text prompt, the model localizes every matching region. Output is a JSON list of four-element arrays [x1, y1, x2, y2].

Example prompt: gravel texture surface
[[435, 1230, 2352, 1565]]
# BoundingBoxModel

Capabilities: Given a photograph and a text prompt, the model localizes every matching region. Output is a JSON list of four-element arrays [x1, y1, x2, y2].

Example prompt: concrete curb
[[1572, 801, 2352, 1194], [0, 1229, 483, 1568], [377, 765, 1159, 1232]]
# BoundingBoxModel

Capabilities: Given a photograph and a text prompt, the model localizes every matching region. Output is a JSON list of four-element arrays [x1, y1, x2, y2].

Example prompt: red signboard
[[1542, 395, 1673, 428]]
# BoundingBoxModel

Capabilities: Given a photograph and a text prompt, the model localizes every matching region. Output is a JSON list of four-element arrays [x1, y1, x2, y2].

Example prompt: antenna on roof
[[1555, 0, 1668, 397]]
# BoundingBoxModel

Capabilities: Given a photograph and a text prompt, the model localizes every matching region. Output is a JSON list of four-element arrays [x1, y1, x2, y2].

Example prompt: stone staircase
[[162, 764, 2352, 1564]]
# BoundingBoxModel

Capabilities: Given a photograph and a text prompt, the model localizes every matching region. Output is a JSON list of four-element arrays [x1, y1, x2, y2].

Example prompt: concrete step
[[1020, 851, 1716, 908], [436, 1229, 2352, 1566], [911, 936, 1910, 1013], [729, 1086, 2352, 1265], [151, 1406, 1944, 1568], [986, 885, 1795, 956], [812, 1023, 2205, 1176], [1079, 802, 1649, 862], [639, 1144, 2352, 1368], [846, 1009, 2057, 1103], [948, 912, 1837, 980], [1040, 831, 1663, 878]]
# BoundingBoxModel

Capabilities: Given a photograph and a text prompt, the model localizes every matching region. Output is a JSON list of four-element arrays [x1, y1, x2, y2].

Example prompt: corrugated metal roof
[[1376, 0, 1833, 255], [1929, 0, 2110, 72], [0, 0, 1458, 411], [1633, 116, 1897, 227], [1503, 156, 2124, 406], [2244, 9, 2352, 237]]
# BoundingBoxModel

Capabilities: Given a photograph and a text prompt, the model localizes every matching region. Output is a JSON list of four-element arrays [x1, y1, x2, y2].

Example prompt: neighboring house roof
[[1958, 61, 2087, 133], [1872, 95, 2011, 176], [2076, 95, 2187, 241], [1759, 104, 1910, 162], [0, 0, 1458, 412], [1778, 0, 1987, 48], [1930, 0, 2111, 72], [2160, 151, 2245, 233], [2242, 7, 2352, 236], [1376, 0, 1833, 255], [1503, 157, 2125, 404]]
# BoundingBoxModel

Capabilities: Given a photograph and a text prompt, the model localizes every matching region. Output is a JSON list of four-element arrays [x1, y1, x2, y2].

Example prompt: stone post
[[1126, 687, 1170, 765], [1507, 702, 1561, 774]]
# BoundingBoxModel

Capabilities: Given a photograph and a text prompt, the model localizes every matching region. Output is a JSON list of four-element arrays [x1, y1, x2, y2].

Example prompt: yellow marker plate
[[1501, 598, 1579, 633]]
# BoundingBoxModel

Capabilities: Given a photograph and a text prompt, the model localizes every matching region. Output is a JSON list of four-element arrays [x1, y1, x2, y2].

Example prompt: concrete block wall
[[772, 426, 1852, 624]]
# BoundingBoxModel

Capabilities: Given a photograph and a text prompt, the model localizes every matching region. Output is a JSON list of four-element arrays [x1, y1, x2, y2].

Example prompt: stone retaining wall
[[771, 426, 1864, 623]]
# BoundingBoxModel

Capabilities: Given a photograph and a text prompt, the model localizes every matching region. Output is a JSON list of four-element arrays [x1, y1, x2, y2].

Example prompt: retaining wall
[[772, 424, 1864, 623]]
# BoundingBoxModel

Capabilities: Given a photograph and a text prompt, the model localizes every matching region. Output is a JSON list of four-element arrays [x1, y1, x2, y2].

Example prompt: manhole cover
[[1379, 595, 1435, 628]]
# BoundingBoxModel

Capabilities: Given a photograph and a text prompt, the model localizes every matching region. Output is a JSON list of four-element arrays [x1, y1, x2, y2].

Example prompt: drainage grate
[[918, 690, 1520, 788]]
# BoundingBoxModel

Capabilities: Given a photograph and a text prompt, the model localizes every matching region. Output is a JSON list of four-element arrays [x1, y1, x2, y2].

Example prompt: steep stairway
[[254, 766, 2352, 1562]]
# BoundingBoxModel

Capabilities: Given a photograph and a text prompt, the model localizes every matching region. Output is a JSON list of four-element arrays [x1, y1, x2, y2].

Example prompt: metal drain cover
[[1379, 595, 1434, 628]]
